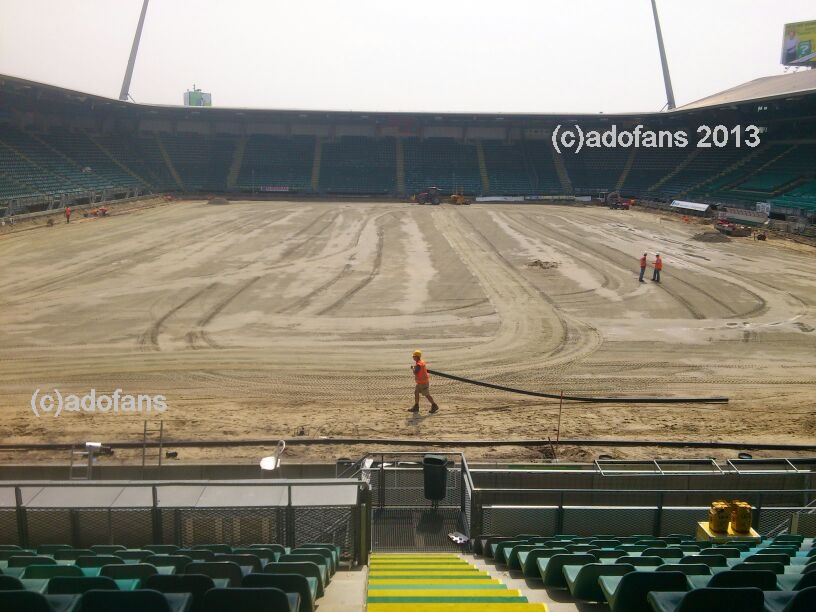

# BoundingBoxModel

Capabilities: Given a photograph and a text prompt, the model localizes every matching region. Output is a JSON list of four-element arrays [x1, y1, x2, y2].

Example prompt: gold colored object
[[708, 500, 731, 533], [731, 500, 753, 534]]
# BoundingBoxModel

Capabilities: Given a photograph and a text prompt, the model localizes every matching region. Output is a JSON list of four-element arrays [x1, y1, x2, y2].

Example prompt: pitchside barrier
[[1, 456, 815, 560]]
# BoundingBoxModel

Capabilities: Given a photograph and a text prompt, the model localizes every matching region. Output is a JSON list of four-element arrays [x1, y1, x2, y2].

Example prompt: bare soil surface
[[0, 200, 814, 464]]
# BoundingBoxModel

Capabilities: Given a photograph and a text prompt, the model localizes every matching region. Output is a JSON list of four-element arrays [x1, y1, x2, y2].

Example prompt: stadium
[[0, 2, 816, 611]]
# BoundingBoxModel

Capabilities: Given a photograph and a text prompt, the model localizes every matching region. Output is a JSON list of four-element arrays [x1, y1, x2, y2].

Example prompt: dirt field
[[0, 199, 814, 464]]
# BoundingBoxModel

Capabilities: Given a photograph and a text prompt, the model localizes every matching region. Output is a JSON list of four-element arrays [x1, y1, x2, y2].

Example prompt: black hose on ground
[[427, 369, 729, 404]]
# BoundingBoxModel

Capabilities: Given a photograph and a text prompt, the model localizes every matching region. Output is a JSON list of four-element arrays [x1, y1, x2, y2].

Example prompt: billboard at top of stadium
[[781, 21, 816, 66]]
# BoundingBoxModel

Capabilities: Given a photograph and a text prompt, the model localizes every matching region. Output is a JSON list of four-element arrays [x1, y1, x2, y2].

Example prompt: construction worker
[[64, 206, 71, 224], [638, 252, 647, 283], [409, 349, 439, 414], [652, 253, 663, 283]]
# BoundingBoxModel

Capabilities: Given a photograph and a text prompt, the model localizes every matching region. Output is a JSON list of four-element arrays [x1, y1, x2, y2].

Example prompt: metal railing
[[0, 479, 369, 564]]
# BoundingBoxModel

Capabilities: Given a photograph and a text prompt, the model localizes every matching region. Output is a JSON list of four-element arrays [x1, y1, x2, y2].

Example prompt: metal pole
[[650, 0, 676, 110], [119, 0, 150, 101]]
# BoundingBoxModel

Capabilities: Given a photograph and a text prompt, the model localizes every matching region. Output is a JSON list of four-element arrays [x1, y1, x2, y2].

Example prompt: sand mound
[[208, 197, 230, 205], [693, 231, 729, 243], [527, 259, 559, 269]]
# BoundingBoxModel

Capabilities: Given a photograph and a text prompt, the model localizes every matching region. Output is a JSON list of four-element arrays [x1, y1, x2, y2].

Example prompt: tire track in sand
[[138, 283, 218, 351], [185, 276, 262, 349]]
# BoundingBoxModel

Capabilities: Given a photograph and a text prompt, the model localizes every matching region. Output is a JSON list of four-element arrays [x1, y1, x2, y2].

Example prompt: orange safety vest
[[65, 207, 71, 216], [414, 360, 429, 384], [655, 257, 663, 271], [639, 255, 647, 268]]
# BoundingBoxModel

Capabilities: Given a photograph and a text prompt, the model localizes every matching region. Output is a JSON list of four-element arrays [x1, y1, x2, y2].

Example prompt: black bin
[[422, 454, 448, 502]]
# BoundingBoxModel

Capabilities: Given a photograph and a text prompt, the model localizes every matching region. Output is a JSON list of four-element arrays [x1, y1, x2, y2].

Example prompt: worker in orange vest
[[652, 254, 663, 283], [64, 206, 71, 224], [638, 252, 648, 283], [409, 349, 439, 414]]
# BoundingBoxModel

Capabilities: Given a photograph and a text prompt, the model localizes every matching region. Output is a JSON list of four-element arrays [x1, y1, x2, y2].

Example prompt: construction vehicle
[[449, 192, 471, 205], [416, 186, 441, 205], [606, 191, 630, 210]]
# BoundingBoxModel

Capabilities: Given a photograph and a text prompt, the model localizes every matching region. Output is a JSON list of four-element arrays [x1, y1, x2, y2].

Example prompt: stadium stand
[[560, 146, 630, 195], [0, 542, 340, 612], [403, 138, 482, 194], [480, 141, 536, 195], [320, 136, 396, 194], [160, 134, 235, 192], [236, 135, 315, 193], [520, 140, 569, 195]]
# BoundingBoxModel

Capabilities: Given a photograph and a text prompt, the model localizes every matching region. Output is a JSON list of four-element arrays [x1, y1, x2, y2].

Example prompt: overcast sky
[[0, 0, 813, 114]]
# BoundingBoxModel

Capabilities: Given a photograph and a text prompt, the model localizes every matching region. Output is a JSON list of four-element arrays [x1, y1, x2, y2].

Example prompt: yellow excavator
[[449, 192, 471, 205]]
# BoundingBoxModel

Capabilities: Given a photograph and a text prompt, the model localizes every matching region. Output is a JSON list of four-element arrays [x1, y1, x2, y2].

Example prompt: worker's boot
[[408, 404, 419, 413], [429, 403, 439, 414]]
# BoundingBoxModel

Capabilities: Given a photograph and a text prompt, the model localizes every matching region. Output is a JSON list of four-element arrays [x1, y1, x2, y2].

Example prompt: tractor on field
[[606, 191, 630, 210], [416, 186, 442, 205]]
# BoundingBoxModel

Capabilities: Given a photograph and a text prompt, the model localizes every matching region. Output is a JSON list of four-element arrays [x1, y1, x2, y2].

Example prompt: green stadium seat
[[278, 554, 330, 585], [563, 562, 634, 601], [144, 545, 180, 555], [8, 555, 56, 567], [47, 575, 119, 594], [680, 554, 727, 567], [21, 565, 83, 579], [655, 563, 711, 576], [690, 569, 778, 590], [90, 545, 126, 555], [733, 561, 786, 574], [616, 555, 665, 567], [203, 587, 299, 612], [537, 553, 597, 588], [599, 570, 689, 612], [184, 561, 243, 587], [776, 571, 816, 592], [144, 574, 217, 612], [291, 547, 335, 573], [177, 549, 216, 561], [144, 555, 193, 573], [764, 586, 816, 612], [518, 547, 570, 578], [264, 561, 324, 597], [35, 545, 71, 556], [75, 555, 124, 568], [215, 553, 263, 573], [116, 549, 154, 562], [192, 544, 231, 554], [243, 572, 316, 612], [81, 588, 192, 612], [0, 590, 80, 612], [0, 550, 34, 561], [99, 562, 158, 582], [643, 548, 683, 559], [647, 587, 764, 612], [53, 549, 94, 561], [0, 575, 25, 590]]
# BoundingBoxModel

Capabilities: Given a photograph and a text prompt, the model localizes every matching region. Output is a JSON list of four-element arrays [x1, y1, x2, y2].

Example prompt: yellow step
[[367, 604, 547, 612], [369, 579, 500, 586], [370, 590, 523, 598]]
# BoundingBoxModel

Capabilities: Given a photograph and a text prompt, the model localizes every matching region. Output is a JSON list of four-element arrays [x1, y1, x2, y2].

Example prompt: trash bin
[[422, 454, 448, 502]]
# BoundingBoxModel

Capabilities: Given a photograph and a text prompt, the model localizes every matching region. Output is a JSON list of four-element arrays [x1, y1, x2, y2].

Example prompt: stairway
[[648, 148, 699, 193], [476, 141, 490, 194], [87, 134, 152, 188], [395, 139, 406, 196], [548, 140, 572, 194], [616, 147, 638, 191], [367, 554, 547, 611], [311, 137, 323, 192], [156, 135, 185, 191], [226, 136, 247, 190]]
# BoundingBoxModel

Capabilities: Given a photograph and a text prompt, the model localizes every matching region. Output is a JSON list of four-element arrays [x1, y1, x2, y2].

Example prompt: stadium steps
[[367, 554, 547, 611], [396, 139, 406, 195], [548, 140, 573, 194], [648, 148, 699, 194], [226, 136, 247, 190], [476, 141, 490, 194], [615, 147, 638, 191], [311, 138, 322, 192], [719, 145, 797, 192], [156, 134, 185, 191], [87, 134, 152, 189]]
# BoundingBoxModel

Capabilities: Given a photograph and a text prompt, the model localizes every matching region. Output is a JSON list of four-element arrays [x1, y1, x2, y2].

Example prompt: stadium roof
[[1, 70, 816, 122], [680, 70, 816, 110]]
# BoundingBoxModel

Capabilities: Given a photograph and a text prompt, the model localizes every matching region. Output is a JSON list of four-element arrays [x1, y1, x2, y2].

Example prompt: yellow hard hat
[[412, 349, 422, 357]]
